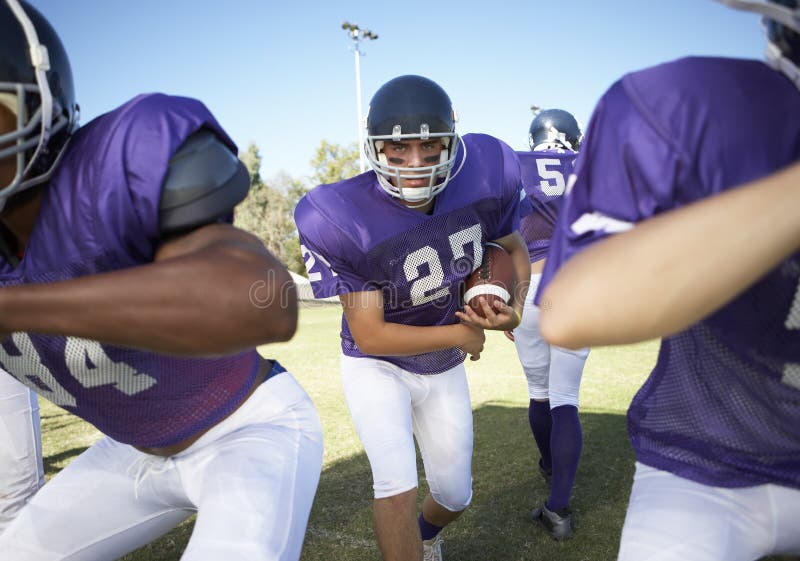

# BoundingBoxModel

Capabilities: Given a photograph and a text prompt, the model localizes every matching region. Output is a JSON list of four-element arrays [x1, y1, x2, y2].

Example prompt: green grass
[[38, 304, 794, 560]]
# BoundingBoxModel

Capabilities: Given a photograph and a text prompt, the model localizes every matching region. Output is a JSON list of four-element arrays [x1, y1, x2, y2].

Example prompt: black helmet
[[715, 0, 800, 88], [765, 1, 800, 68], [528, 109, 582, 152], [0, 0, 79, 200], [364, 75, 460, 206]]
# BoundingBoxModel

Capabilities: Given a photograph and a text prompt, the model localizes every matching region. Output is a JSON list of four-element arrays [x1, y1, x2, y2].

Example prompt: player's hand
[[455, 297, 520, 332], [457, 323, 485, 361], [504, 330, 515, 342]]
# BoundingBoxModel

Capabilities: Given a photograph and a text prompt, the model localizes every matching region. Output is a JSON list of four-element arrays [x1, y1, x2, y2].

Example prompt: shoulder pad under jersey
[[159, 129, 250, 236]]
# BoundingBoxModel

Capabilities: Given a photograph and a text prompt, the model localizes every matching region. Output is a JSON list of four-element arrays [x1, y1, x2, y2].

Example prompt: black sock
[[418, 513, 443, 541]]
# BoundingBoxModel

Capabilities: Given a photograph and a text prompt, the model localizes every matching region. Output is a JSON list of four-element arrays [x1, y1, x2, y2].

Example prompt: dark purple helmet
[[528, 109, 582, 152], [0, 0, 79, 202]]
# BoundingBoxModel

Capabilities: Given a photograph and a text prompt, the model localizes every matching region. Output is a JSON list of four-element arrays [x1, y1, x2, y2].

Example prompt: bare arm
[[0, 223, 297, 356], [455, 231, 530, 331], [540, 161, 800, 349], [342, 290, 485, 360]]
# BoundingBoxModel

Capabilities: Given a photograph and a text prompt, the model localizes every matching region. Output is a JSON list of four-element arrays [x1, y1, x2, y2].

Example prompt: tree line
[[234, 140, 360, 274]]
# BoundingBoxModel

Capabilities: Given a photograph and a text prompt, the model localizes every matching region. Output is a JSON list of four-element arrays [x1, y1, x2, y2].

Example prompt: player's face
[[0, 105, 15, 188], [382, 138, 444, 188]]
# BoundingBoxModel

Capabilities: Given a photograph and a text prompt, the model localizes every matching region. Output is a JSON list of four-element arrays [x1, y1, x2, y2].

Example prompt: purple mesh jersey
[[517, 150, 577, 262], [0, 94, 260, 448], [295, 134, 524, 374], [539, 57, 800, 489]]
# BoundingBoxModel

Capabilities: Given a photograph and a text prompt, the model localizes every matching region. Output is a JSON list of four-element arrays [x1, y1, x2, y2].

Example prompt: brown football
[[462, 242, 515, 318]]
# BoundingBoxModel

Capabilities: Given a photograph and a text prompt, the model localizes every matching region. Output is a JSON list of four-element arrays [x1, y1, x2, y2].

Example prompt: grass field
[[38, 304, 793, 561]]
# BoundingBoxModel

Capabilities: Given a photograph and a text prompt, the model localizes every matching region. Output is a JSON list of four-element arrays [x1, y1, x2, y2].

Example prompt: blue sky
[[30, 0, 765, 182]]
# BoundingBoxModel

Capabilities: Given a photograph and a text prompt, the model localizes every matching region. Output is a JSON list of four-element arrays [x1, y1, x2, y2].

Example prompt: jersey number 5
[[536, 158, 566, 196]]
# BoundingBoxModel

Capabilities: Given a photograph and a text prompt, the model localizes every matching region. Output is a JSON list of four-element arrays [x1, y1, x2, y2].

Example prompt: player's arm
[[0, 132, 296, 356], [540, 161, 800, 349], [455, 231, 529, 331], [342, 290, 486, 360]]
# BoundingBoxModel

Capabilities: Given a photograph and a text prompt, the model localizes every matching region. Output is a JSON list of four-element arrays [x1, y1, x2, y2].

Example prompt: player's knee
[[430, 483, 472, 512], [524, 366, 549, 399], [526, 374, 549, 400], [373, 476, 418, 500], [549, 388, 579, 408]]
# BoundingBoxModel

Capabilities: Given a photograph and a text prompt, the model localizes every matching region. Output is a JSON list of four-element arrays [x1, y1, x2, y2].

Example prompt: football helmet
[[364, 75, 464, 207], [0, 0, 78, 203], [528, 109, 582, 152], [715, 0, 800, 89]]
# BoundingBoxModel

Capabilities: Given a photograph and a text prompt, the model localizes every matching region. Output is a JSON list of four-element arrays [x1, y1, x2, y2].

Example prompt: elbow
[[350, 326, 387, 356], [539, 315, 571, 349], [352, 333, 379, 355], [269, 302, 298, 343], [539, 299, 584, 350], [251, 267, 299, 343]]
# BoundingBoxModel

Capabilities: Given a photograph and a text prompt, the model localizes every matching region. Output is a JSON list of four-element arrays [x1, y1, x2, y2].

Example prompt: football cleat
[[422, 534, 444, 561], [531, 502, 574, 540]]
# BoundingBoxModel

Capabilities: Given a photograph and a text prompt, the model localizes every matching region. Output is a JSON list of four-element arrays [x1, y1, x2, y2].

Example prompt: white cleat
[[422, 534, 444, 561]]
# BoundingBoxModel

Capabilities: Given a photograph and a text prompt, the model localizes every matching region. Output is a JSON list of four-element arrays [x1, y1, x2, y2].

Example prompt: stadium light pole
[[342, 21, 378, 173]]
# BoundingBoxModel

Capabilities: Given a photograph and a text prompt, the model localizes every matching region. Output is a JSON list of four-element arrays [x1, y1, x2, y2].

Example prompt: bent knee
[[430, 486, 472, 512], [373, 476, 418, 500]]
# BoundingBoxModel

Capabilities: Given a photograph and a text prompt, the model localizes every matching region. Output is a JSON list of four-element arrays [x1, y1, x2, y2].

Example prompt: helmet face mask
[[715, 0, 800, 89], [365, 75, 463, 207], [528, 109, 582, 152], [0, 0, 78, 205]]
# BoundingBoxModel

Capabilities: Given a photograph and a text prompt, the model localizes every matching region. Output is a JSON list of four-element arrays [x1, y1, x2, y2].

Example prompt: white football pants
[[0, 371, 43, 535], [0, 371, 323, 561], [341, 355, 473, 511], [513, 273, 588, 407], [618, 462, 800, 561]]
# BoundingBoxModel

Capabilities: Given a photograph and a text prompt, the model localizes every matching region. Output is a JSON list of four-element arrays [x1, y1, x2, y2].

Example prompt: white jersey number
[[536, 158, 566, 196], [0, 334, 156, 407], [301, 244, 338, 283], [406, 224, 483, 306], [783, 279, 800, 389]]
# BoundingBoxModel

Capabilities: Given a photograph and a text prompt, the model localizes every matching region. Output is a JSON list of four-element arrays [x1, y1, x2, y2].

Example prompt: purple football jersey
[[540, 57, 800, 489], [517, 150, 577, 262], [295, 134, 524, 374], [0, 94, 261, 448]]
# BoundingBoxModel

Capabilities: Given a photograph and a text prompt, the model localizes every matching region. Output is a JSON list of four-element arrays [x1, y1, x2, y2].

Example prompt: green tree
[[309, 140, 360, 186], [235, 143, 306, 273], [239, 142, 264, 188], [235, 139, 363, 277]]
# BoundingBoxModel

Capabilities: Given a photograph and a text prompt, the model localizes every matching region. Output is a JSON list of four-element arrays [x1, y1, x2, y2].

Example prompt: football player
[[295, 75, 530, 561], [0, 2, 323, 559], [537, 1, 800, 559], [0, 371, 43, 534], [509, 108, 588, 540]]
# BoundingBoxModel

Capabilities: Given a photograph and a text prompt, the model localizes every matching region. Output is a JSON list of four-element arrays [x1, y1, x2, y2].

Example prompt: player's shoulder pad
[[159, 129, 250, 236]]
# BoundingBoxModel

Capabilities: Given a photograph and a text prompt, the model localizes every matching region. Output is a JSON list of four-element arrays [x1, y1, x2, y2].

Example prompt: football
[[462, 242, 515, 318]]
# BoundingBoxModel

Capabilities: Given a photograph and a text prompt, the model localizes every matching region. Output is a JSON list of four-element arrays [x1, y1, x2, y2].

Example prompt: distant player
[[510, 109, 589, 539], [0, 2, 322, 559], [295, 75, 530, 561], [537, 1, 800, 559], [0, 372, 43, 534]]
